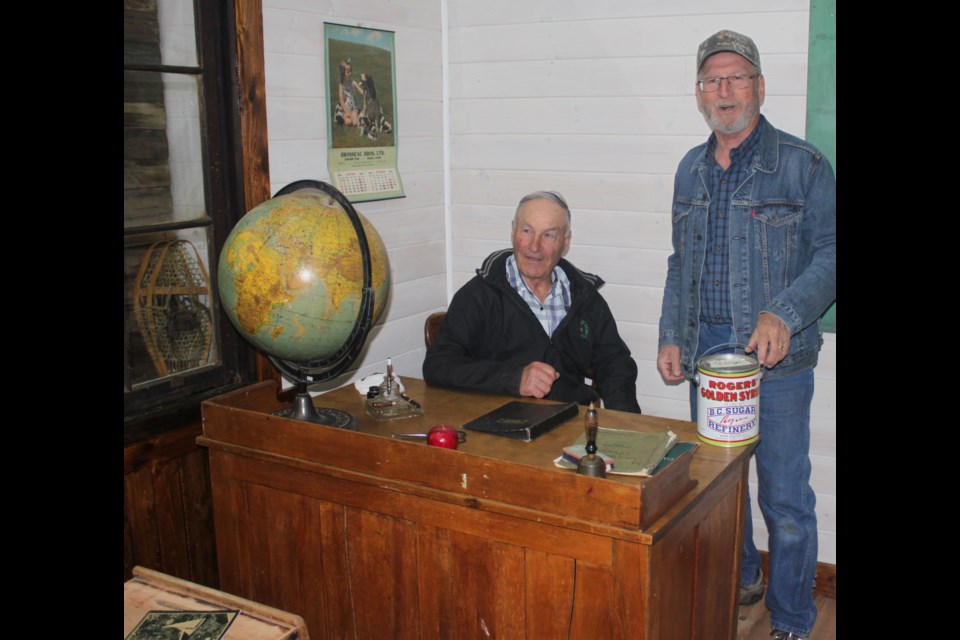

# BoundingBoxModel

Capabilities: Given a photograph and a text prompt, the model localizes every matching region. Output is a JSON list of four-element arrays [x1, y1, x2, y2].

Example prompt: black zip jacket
[[422, 249, 641, 413]]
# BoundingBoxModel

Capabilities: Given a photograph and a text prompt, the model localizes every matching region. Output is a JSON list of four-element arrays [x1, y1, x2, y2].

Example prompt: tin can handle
[[700, 342, 749, 358]]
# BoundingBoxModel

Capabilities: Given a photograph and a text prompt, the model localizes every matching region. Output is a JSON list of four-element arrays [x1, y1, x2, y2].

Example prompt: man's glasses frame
[[697, 74, 759, 93]]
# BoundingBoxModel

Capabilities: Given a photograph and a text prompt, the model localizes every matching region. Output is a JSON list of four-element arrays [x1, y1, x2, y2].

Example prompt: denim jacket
[[658, 116, 836, 382]]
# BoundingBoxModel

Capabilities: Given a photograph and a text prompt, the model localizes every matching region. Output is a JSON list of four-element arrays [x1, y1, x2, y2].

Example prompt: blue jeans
[[690, 323, 818, 637]]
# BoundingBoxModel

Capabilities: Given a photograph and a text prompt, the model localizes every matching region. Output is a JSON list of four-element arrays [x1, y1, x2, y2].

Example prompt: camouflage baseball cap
[[697, 30, 761, 73]]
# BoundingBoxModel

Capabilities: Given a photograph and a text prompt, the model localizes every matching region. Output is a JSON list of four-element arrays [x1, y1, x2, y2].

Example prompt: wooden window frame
[[123, 0, 263, 442]]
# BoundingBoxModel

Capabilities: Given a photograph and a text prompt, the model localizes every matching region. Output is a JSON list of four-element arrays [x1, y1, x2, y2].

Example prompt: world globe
[[218, 181, 390, 425]]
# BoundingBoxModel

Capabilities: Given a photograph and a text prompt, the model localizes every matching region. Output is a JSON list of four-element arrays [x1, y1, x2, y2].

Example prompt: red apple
[[426, 424, 459, 450]]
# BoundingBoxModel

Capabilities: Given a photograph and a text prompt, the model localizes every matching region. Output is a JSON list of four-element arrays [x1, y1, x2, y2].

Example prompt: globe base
[[273, 392, 356, 429]]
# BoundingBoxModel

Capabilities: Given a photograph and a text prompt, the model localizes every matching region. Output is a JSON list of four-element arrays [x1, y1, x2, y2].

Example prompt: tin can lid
[[697, 352, 759, 373]]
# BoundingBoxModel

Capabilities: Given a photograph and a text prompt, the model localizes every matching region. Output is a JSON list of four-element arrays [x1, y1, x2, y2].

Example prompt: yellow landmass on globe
[[218, 188, 392, 364], [223, 199, 366, 334]]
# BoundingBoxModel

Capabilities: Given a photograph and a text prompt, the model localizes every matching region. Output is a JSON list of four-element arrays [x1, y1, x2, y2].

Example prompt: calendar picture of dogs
[[326, 39, 397, 149], [357, 73, 393, 141]]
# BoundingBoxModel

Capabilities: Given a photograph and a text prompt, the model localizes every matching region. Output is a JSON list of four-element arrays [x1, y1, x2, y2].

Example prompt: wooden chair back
[[424, 311, 446, 348]]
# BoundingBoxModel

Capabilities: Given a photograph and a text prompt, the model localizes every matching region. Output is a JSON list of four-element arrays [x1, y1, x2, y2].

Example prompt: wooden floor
[[737, 595, 836, 639]]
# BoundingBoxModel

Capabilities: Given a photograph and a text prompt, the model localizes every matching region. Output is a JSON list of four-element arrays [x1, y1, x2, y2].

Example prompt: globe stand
[[273, 379, 356, 428], [264, 180, 378, 428]]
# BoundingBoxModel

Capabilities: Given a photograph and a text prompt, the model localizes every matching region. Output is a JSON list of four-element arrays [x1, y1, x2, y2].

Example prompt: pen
[[400, 393, 421, 409]]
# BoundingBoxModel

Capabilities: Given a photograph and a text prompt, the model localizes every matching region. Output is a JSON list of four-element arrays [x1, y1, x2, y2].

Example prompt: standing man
[[424, 191, 641, 413], [657, 31, 835, 640]]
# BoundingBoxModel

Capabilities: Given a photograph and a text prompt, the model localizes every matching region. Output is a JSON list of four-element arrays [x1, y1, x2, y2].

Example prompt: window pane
[[124, 71, 206, 229], [124, 0, 197, 68], [157, 0, 198, 67], [124, 226, 221, 390]]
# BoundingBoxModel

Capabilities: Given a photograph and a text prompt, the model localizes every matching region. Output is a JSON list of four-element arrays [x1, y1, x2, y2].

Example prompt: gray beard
[[703, 102, 759, 135]]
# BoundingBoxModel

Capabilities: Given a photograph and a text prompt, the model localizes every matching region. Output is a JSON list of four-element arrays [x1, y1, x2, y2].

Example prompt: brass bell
[[576, 402, 606, 478]]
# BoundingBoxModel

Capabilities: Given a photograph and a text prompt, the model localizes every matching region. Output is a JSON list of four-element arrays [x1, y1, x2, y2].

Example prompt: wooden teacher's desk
[[200, 379, 754, 640]]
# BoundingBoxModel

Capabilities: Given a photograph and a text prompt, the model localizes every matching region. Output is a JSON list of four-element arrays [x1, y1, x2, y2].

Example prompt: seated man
[[423, 191, 641, 413]]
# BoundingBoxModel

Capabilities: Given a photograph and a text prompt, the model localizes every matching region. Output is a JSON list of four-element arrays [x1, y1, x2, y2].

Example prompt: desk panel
[[201, 380, 752, 640]]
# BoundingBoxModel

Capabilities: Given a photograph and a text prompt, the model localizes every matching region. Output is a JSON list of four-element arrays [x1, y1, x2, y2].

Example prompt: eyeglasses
[[697, 74, 758, 93]]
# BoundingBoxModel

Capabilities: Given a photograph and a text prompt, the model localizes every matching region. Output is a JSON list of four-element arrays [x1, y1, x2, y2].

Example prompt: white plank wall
[[446, 0, 836, 565], [261, 0, 446, 387], [260, 0, 836, 566]]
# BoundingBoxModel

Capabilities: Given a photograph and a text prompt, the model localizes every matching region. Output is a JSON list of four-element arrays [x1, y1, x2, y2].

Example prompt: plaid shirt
[[506, 255, 571, 336], [700, 125, 761, 323]]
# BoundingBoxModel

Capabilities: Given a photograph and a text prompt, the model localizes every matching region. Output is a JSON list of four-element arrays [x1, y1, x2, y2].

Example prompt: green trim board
[[806, 0, 837, 333]]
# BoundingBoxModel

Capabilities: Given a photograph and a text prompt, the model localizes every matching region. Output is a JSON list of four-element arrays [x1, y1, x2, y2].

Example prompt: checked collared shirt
[[506, 255, 571, 337], [700, 124, 761, 324]]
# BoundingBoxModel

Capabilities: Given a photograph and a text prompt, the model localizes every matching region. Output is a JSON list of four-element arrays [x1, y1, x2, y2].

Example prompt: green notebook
[[556, 428, 691, 476]]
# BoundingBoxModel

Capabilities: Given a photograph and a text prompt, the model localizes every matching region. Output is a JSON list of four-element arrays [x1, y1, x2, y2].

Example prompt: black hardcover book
[[462, 400, 579, 442]]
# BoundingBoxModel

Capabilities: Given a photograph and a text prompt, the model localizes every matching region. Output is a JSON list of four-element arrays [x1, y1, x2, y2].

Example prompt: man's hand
[[657, 346, 686, 383], [746, 312, 791, 368], [519, 361, 560, 398]]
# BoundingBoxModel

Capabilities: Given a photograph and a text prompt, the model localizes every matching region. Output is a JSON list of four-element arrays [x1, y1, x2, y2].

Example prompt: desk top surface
[[201, 378, 753, 539]]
